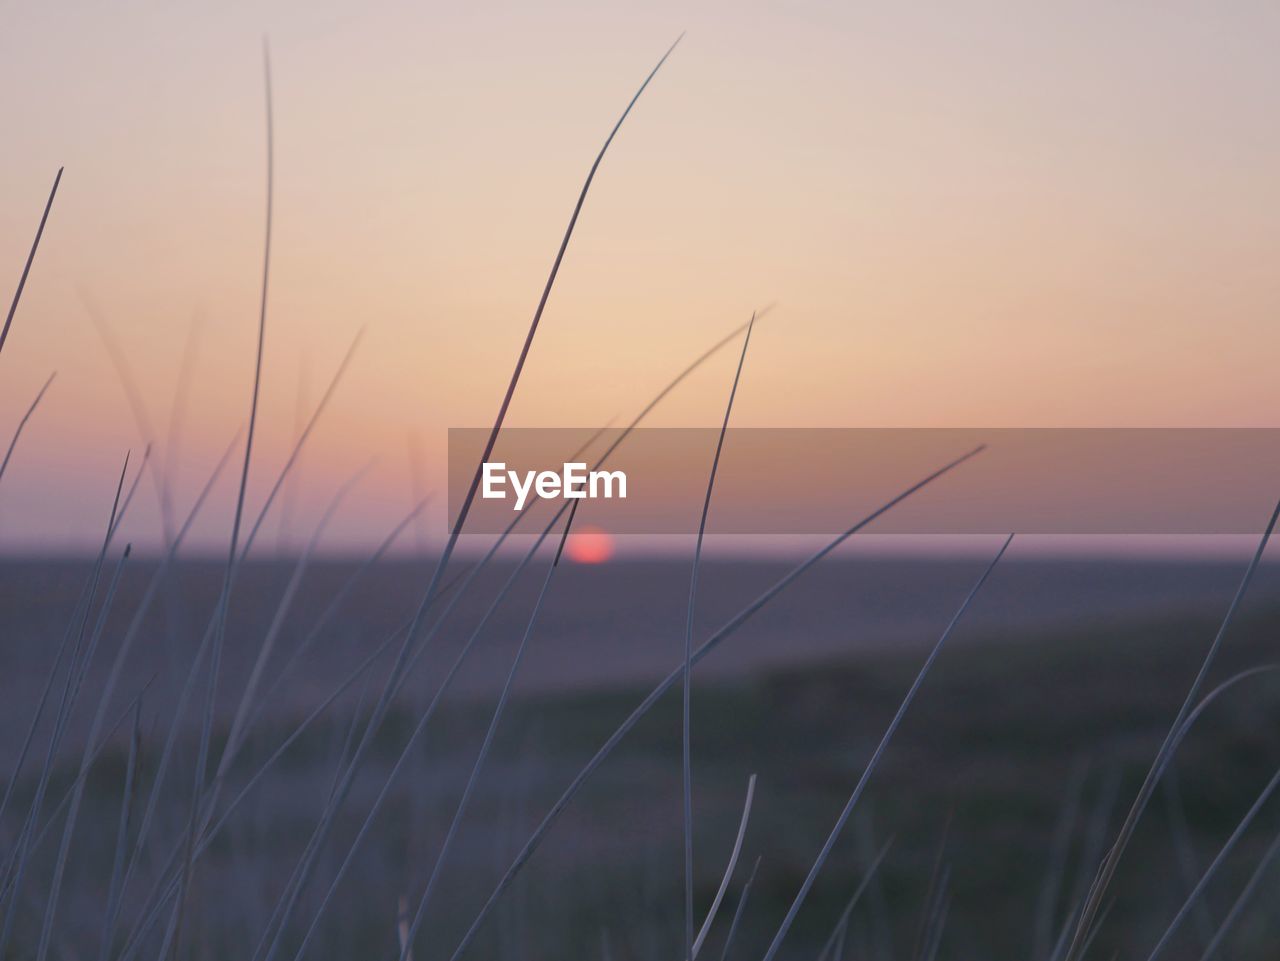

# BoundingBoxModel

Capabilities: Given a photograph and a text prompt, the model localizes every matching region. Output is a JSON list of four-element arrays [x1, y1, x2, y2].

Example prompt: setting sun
[[565, 525, 615, 564]]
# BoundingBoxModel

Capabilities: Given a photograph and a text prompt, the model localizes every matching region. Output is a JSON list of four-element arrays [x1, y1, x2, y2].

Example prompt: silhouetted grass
[[5, 34, 1280, 961]]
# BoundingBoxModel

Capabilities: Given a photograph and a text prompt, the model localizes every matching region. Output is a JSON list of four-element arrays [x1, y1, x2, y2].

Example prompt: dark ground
[[2, 555, 1279, 959]]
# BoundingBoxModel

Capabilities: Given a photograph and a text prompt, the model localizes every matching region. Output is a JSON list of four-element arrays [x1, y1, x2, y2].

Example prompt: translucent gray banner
[[447, 428, 1280, 535]]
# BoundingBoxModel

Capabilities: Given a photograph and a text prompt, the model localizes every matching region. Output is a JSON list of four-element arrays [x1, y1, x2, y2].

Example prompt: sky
[[2, 1, 1280, 554]]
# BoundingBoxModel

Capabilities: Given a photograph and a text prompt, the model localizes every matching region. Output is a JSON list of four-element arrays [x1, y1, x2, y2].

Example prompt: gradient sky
[[2, 1, 1279, 552]]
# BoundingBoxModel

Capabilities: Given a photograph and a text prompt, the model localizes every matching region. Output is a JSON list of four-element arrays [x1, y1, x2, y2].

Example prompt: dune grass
[[5, 36, 1280, 961]]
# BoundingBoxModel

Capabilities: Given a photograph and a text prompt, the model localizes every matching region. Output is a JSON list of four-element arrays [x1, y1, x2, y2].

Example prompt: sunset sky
[[2, 1, 1280, 552]]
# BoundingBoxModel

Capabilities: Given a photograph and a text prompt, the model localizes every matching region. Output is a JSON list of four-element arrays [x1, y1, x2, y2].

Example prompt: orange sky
[[2, 1, 1280, 552]]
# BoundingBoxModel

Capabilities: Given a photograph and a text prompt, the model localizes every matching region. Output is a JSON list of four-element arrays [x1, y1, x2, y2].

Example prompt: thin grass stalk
[[0, 371, 55, 486], [718, 856, 761, 961], [90, 431, 241, 728], [852, 812, 894, 961], [397, 501, 583, 959], [1144, 763, 1280, 961], [123, 313, 755, 955], [430, 417, 615, 613], [252, 44, 681, 960], [238, 327, 365, 563], [0, 453, 129, 954], [918, 880, 951, 961], [0, 448, 149, 905], [0, 168, 62, 358], [219, 460, 375, 772], [35, 541, 135, 961], [125, 312, 205, 686], [280, 439, 618, 959], [299, 445, 978, 960], [761, 534, 1013, 961], [0, 678, 150, 907], [105, 447, 148, 547], [829, 921, 848, 961], [325, 675, 374, 806], [167, 45, 277, 956], [684, 312, 756, 959], [1034, 758, 1089, 960], [203, 626, 403, 853], [282, 308, 763, 831], [1062, 496, 1280, 961], [910, 816, 952, 961], [1047, 667, 1280, 961], [320, 309, 770, 799], [397, 896, 413, 961], [1054, 766, 1122, 961], [691, 774, 756, 960], [814, 840, 894, 961], [174, 458, 377, 893], [115, 500, 466, 957], [446, 446, 987, 961], [88, 434, 248, 933], [264, 427, 610, 813], [1163, 767, 1218, 951], [1196, 822, 1280, 961], [122, 380, 362, 907], [0, 558, 80, 826], [33, 432, 239, 954], [287, 494, 570, 960], [99, 699, 144, 961], [113, 626, 408, 961], [161, 460, 378, 928], [104, 324, 360, 775], [398, 309, 760, 718], [1077, 900, 1115, 961], [243, 496, 429, 737], [82, 294, 178, 545], [117, 341, 363, 931]]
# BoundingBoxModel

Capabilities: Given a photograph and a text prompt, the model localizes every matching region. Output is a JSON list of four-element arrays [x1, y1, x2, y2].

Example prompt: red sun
[[565, 525, 615, 565]]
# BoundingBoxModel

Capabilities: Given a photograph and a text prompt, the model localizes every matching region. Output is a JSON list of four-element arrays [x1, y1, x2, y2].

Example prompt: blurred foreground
[[2, 555, 1279, 959]]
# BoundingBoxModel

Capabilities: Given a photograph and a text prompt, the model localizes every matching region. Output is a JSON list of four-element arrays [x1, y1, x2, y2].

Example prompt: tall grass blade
[[98, 698, 144, 961], [0, 452, 129, 955], [1062, 497, 1280, 961], [287, 494, 571, 960], [82, 293, 177, 544], [718, 856, 760, 961], [0, 672, 149, 918], [691, 774, 756, 959], [910, 815, 952, 961], [1144, 763, 1280, 960], [446, 446, 987, 961], [252, 43, 682, 959], [239, 327, 365, 562], [814, 840, 893, 961], [1162, 767, 1217, 951], [168, 41, 276, 955], [219, 460, 375, 773], [0, 371, 55, 487], [1196, 822, 1280, 961], [112, 627, 408, 961], [395, 501, 582, 959], [35, 541, 135, 961], [1034, 758, 1089, 960], [760, 534, 1013, 961], [684, 312, 755, 959], [1, 168, 62, 358]]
